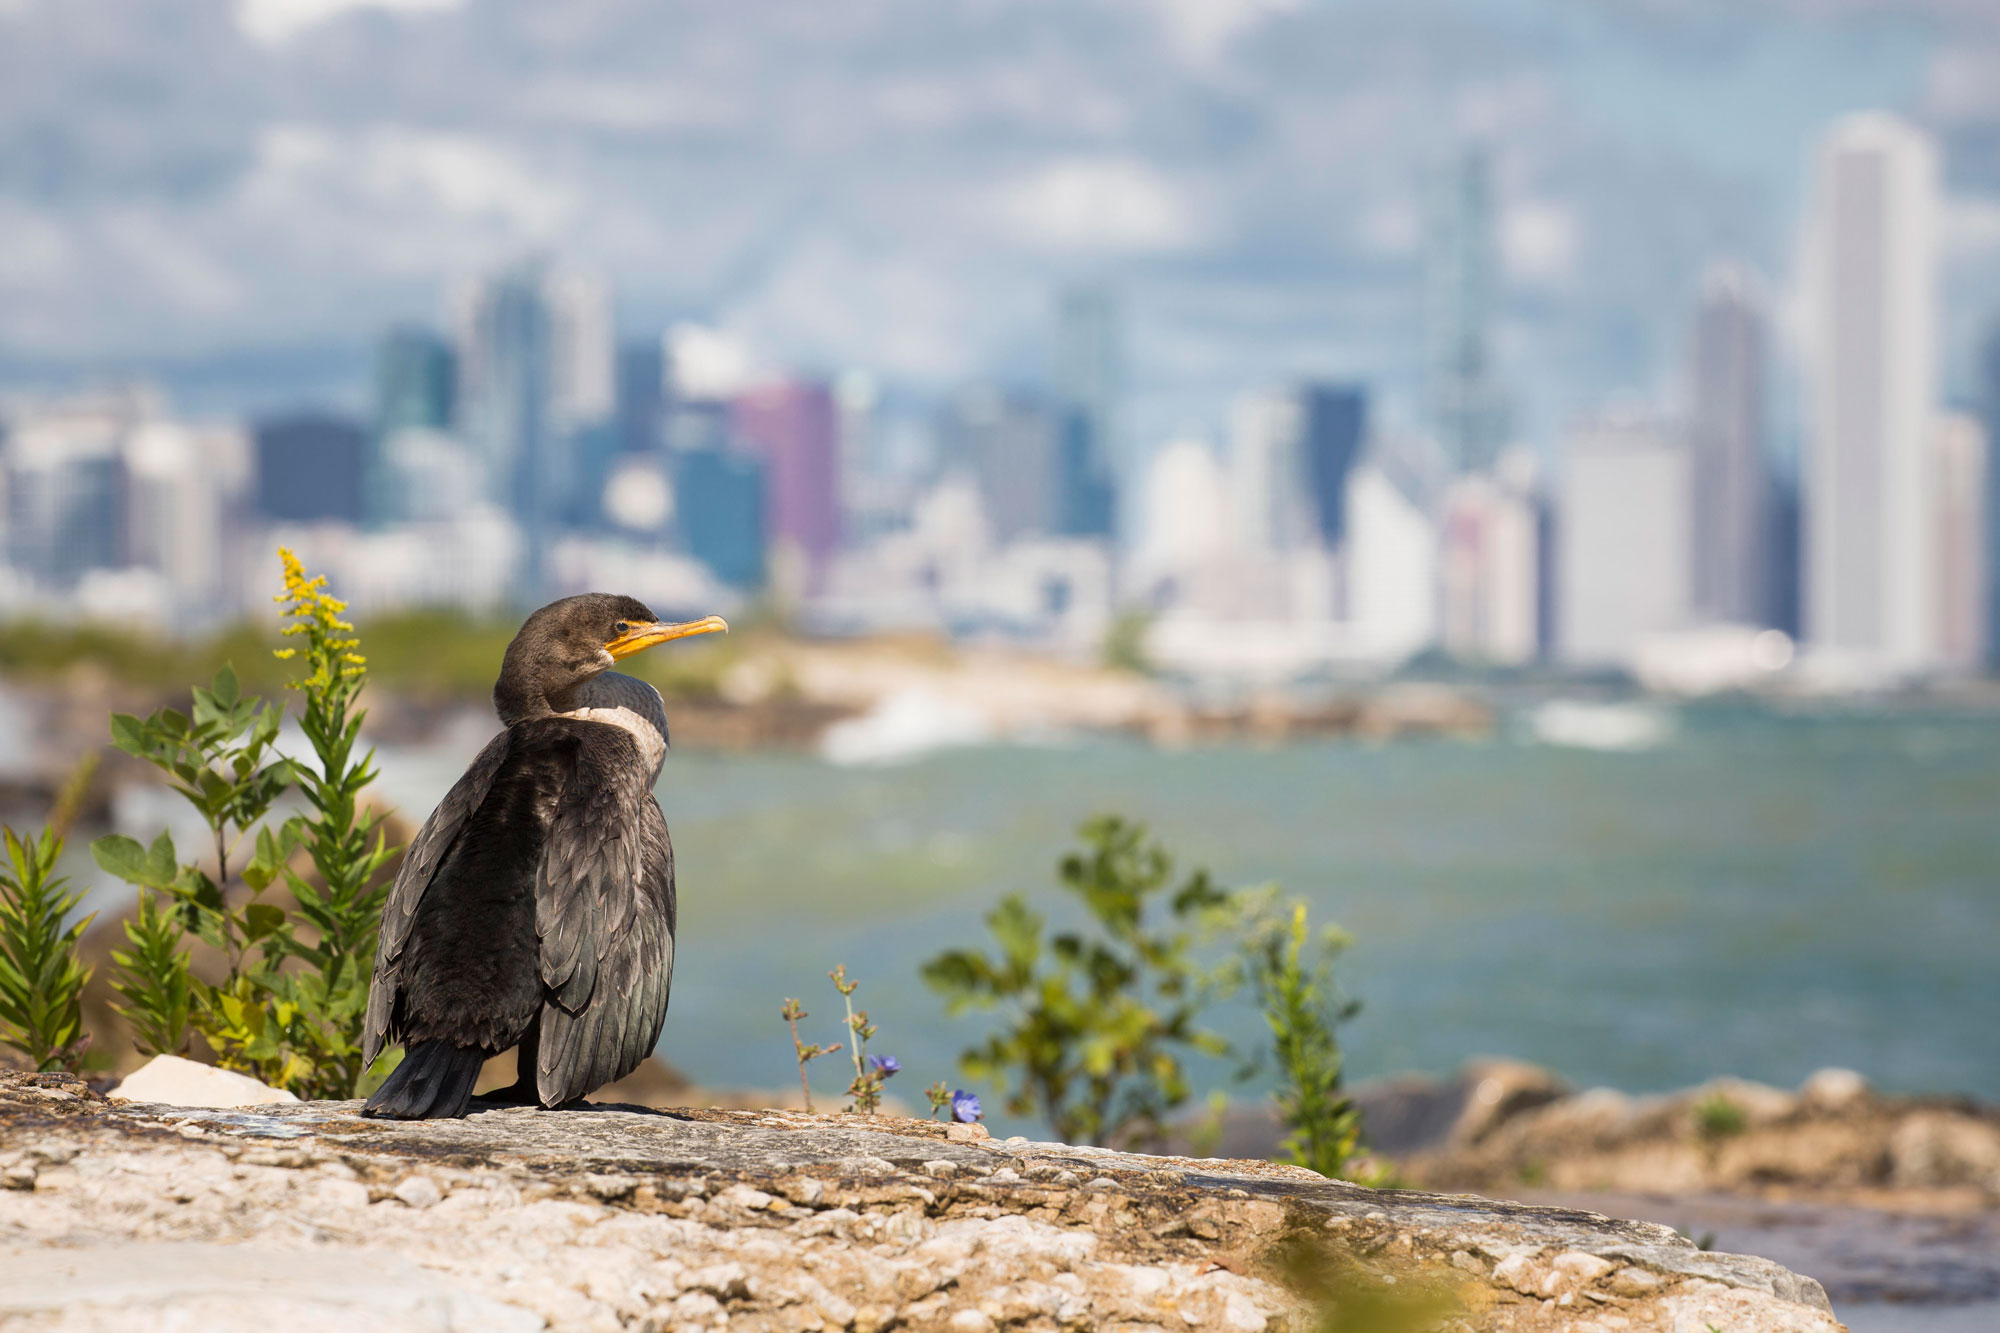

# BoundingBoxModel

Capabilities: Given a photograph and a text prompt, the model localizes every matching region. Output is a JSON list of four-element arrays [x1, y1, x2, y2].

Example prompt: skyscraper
[[455, 262, 615, 600], [369, 326, 454, 526], [253, 412, 367, 522], [615, 338, 667, 456], [1803, 113, 1939, 671], [1689, 261, 1770, 626], [1054, 285, 1118, 537], [1934, 414, 1988, 671], [1427, 145, 1508, 472], [1559, 415, 1694, 665], [373, 327, 455, 436], [939, 388, 1062, 543], [674, 447, 766, 590], [1297, 384, 1367, 548], [1228, 389, 1306, 554], [732, 380, 840, 591], [1979, 320, 2000, 665]]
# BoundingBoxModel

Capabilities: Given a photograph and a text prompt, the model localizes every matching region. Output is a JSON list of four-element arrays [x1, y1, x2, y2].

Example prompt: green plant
[[1694, 1092, 1747, 1141], [91, 663, 298, 1080], [1101, 608, 1153, 675], [0, 827, 93, 1070], [1231, 892, 1365, 1181], [922, 815, 1232, 1146], [264, 549, 401, 1097], [780, 997, 842, 1113], [109, 875, 196, 1060], [830, 964, 899, 1113], [91, 550, 400, 1097]]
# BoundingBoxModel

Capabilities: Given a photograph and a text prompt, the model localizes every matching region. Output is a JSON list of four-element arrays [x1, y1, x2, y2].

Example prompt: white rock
[[1799, 1067, 1870, 1112], [110, 1056, 299, 1108], [394, 1176, 442, 1209]]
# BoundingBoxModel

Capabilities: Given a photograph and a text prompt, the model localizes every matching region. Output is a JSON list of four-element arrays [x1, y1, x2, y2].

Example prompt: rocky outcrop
[[0, 1071, 1843, 1331], [1177, 1059, 2000, 1211], [1390, 1067, 2000, 1209]]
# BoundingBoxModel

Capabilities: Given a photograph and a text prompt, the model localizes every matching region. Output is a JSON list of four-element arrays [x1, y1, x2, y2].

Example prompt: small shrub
[[922, 815, 1231, 1146], [91, 549, 400, 1097], [0, 827, 93, 1071], [1229, 891, 1365, 1181], [1694, 1092, 1747, 1141]]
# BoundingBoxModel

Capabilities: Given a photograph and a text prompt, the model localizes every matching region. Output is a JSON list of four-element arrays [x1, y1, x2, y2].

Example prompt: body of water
[[356, 698, 2000, 1121]]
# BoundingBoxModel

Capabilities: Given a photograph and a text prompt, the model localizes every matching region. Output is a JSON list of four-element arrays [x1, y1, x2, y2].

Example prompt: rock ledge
[[0, 1072, 1842, 1331]]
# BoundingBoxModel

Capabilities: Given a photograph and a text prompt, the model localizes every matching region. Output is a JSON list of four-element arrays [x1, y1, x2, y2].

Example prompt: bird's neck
[[556, 672, 671, 780]]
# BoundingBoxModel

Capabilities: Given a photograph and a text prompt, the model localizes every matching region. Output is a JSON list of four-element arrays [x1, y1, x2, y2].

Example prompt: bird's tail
[[363, 1040, 486, 1120]]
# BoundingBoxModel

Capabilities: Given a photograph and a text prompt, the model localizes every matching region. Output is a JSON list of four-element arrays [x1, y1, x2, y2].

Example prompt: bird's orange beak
[[606, 615, 729, 661]]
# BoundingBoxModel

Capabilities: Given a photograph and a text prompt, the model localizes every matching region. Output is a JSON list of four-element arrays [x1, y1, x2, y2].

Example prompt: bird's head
[[494, 592, 728, 724]]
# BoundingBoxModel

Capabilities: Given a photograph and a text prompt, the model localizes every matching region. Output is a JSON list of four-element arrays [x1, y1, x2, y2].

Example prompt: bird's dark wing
[[363, 728, 514, 1067], [533, 725, 677, 1105]]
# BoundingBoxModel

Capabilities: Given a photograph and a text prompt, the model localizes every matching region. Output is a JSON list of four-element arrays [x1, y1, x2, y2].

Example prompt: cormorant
[[360, 593, 726, 1119]]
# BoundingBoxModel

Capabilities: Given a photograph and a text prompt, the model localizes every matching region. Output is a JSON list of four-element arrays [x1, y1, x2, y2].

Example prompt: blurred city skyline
[[5, 0, 2000, 454], [3, 0, 1999, 692]]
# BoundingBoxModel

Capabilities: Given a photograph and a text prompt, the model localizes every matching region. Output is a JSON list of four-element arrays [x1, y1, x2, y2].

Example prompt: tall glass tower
[[1426, 145, 1509, 473]]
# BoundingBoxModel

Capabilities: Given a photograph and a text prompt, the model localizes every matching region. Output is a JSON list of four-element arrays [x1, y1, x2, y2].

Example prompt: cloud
[[1137, 0, 1303, 63], [1501, 199, 1580, 286], [240, 123, 577, 249], [988, 158, 1202, 253], [235, 0, 464, 46]]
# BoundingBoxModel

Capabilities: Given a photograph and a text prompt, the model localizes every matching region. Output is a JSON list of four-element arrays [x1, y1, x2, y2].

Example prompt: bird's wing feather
[[363, 728, 514, 1066], [534, 727, 676, 1105]]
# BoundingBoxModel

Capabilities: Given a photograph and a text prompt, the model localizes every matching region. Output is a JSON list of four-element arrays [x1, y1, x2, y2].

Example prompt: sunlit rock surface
[[0, 1072, 1843, 1331], [109, 1055, 300, 1109]]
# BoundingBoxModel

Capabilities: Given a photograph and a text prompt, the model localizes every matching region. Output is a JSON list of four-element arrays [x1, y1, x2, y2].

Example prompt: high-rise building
[[369, 326, 456, 526], [454, 263, 615, 600], [253, 412, 367, 523], [1803, 113, 1939, 671], [732, 380, 840, 590], [1440, 454, 1541, 665], [373, 327, 455, 436], [1344, 461, 1439, 661], [1228, 390, 1306, 554], [939, 389, 1062, 543], [1298, 384, 1367, 548], [1559, 415, 1693, 665], [457, 264, 556, 596], [673, 448, 766, 590], [1689, 261, 1771, 626], [1934, 413, 1988, 670], [6, 410, 126, 589], [1427, 145, 1508, 472], [544, 270, 615, 431], [1979, 321, 2000, 665], [1054, 286, 1118, 538], [615, 338, 667, 457]]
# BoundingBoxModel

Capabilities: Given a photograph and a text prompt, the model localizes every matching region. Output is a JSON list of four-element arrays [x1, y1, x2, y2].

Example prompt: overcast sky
[[3, 0, 2000, 456]]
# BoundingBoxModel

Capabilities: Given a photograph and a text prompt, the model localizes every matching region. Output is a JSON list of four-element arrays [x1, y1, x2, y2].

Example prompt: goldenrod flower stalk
[[273, 547, 366, 695]]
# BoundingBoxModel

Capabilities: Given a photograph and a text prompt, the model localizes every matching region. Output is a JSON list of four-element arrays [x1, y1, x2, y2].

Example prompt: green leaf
[[91, 834, 175, 890], [108, 713, 147, 757], [211, 664, 240, 709], [242, 904, 287, 944]]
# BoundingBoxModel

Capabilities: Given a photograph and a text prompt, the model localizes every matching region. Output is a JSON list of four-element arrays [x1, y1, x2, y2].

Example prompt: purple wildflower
[[869, 1055, 901, 1077], [951, 1090, 982, 1123]]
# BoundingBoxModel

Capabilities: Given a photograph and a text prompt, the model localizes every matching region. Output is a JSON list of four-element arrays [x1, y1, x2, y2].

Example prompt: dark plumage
[[362, 593, 722, 1119]]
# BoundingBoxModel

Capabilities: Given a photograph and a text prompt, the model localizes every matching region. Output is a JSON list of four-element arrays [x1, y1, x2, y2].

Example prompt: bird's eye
[[613, 622, 630, 635]]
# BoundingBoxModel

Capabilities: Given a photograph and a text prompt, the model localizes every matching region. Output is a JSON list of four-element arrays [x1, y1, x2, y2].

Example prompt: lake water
[[356, 697, 1999, 1120]]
